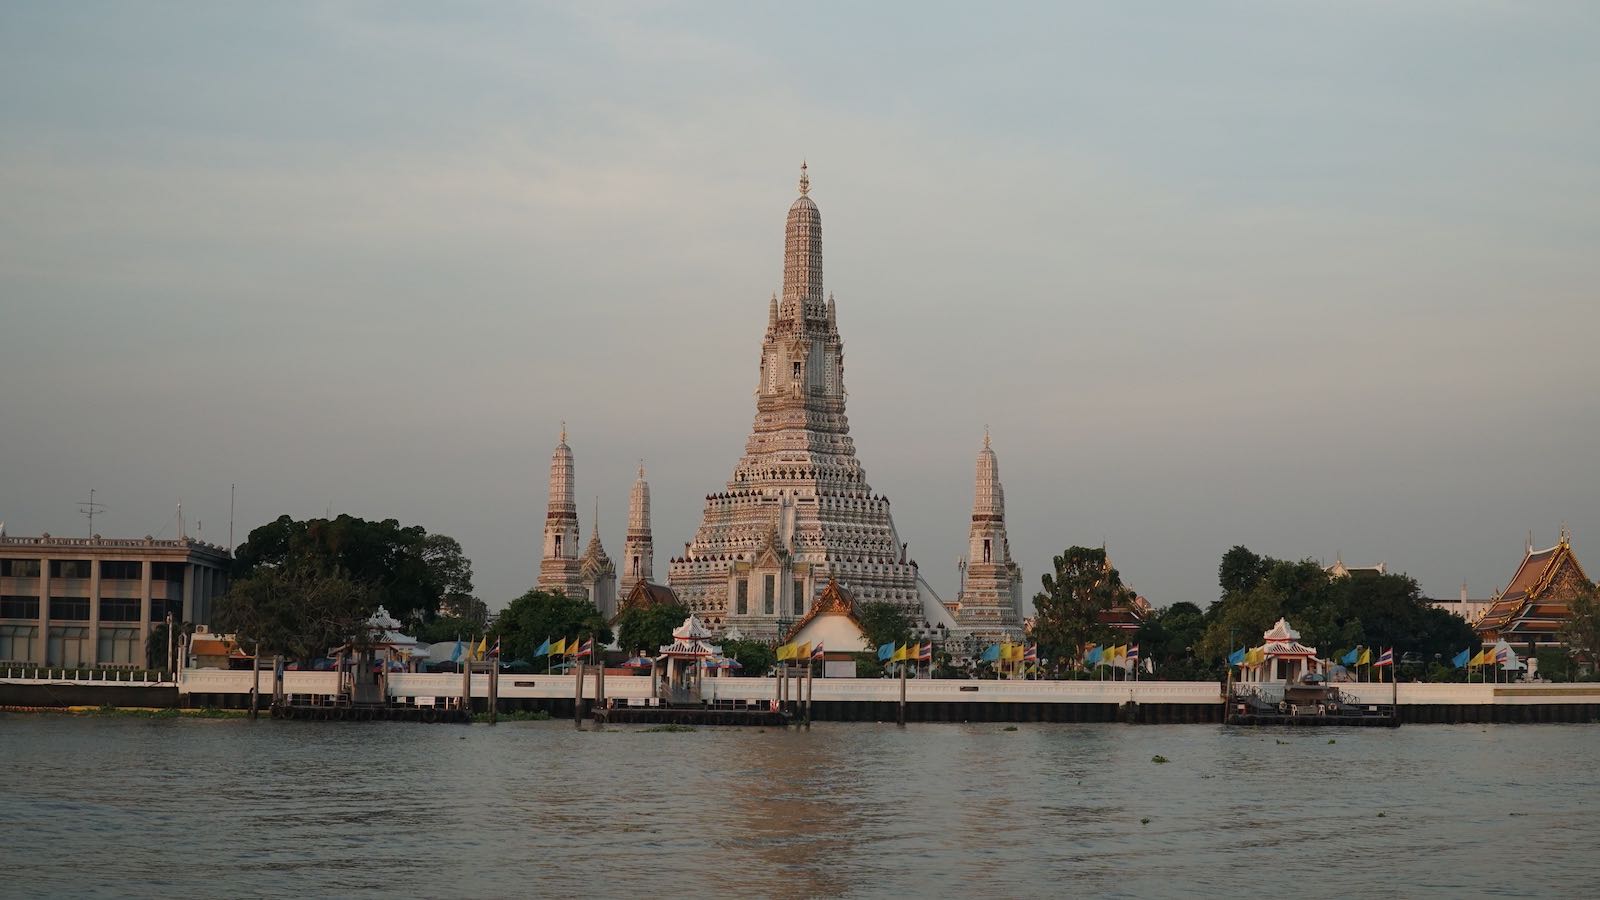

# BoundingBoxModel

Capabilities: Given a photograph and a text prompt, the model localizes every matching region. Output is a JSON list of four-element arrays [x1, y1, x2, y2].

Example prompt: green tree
[[616, 597, 689, 656], [145, 619, 194, 670], [859, 601, 912, 651], [1032, 546, 1131, 660], [1218, 545, 1269, 598], [1136, 601, 1208, 676], [722, 639, 776, 676], [215, 566, 380, 663], [493, 589, 610, 662], [232, 514, 479, 628], [1559, 584, 1600, 674]]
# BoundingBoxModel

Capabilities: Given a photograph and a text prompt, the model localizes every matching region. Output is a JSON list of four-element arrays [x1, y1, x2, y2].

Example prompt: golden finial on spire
[[560, 420, 567, 444], [983, 425, 991, 449], [799, 160, 809, 196], [638, 459, 646, 479]]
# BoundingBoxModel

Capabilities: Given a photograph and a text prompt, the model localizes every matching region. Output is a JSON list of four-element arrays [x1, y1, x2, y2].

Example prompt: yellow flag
[[475, 637, 487, 660], [776, 643, 791, 661], [1009, 644, 1023, 662], [892, 644, 906, 662], [1357, 648, 1371, 666], [550, 637, 566, 656], [796, 642, 811, 661], [1469, 649, 1487, 666]]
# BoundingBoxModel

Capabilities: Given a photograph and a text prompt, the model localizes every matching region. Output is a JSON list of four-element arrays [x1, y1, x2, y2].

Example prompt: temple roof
[[672, 615, 713, 642], [784, 579, 863, 642], [1477, 532, 1591, 633]]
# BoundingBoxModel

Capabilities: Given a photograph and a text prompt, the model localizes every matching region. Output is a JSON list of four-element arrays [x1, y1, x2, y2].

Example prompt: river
[[1, 715, 1596, 898]]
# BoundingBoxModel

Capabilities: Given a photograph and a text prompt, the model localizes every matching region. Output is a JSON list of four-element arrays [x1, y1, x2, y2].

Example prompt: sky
[[2, 2, 1598, 614]]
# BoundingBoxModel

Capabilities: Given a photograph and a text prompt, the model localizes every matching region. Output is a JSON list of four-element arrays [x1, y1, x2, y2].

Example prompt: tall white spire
[[955, 430, 1024, 640], [621, 462, 654, 598], [538, 424, 585, 597], [781, 160, 823, 318]]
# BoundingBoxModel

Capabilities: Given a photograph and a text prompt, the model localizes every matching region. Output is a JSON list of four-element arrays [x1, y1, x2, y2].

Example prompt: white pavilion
[[1240, 618, 1324, 683]]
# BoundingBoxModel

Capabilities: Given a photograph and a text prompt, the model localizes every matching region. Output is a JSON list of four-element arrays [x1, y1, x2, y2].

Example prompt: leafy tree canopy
[[1198, 547, 1476, 664], [233, 514, 479, 628], [215, 566, 379, 662], [492, 589, 610, 662], [616, 597, 689, 657], [1032, 546, 1133, 659], [858, 601, 912, 651], [1559, 584, 1600, 672], [722, 639, 775, 676]]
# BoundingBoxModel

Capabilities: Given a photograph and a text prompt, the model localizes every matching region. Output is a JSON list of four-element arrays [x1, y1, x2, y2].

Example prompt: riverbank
[[1, 704, 246, 718]]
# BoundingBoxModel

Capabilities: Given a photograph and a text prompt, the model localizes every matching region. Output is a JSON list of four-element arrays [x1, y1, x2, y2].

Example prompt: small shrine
[[655, 615, 723, 702], [1241, 618, 1323, 683]]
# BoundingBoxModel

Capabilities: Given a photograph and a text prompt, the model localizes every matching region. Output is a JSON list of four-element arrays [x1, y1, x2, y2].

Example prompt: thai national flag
[[1126, 644, 1139, 662], [1374, 647, 1394, 668]]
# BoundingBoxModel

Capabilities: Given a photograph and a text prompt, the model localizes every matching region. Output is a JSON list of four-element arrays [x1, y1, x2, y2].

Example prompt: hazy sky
[[3, 2, 1598, 614]]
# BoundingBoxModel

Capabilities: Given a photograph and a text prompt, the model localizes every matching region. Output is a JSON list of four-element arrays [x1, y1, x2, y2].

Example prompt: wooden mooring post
[[805, 659, 814, 729], [487, 661, 498, 725], [897, 657, 907, 726], [573, 661, 585, 729], [250, 643, 261, 720]]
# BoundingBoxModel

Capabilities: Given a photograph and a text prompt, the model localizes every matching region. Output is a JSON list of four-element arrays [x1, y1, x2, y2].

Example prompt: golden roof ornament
[[798, 160, 809, 196]]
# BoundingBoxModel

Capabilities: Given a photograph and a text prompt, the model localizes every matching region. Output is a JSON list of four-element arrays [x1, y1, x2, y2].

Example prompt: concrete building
[[0, 532, 231, 667]]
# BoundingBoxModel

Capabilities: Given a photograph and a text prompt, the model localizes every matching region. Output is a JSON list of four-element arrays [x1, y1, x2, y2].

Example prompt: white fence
[[172, 669, 1600, 708]]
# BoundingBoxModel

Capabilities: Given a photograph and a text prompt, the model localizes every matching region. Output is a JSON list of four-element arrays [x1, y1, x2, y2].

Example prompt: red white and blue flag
[[918, 642, 932, 662], [578, 637, 594, 659], [1126, 644, 1139, 662], [1023, 643, 1038, 663], [812, 642, 825, 660], [1373, 647, 1394, 668]]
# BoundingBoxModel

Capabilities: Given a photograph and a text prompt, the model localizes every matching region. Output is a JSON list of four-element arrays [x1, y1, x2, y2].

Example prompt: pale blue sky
[[3, 2, 1597, 611]]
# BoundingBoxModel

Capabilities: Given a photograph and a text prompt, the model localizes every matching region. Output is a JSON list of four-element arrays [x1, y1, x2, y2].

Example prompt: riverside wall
[[8, 670, 1599, 723]]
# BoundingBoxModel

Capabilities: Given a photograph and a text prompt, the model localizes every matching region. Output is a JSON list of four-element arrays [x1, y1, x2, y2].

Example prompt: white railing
[[2, 667, 172, 687]]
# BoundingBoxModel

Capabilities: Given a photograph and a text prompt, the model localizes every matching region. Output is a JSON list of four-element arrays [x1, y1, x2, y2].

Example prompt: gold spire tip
[[799, 160, 810, 196]]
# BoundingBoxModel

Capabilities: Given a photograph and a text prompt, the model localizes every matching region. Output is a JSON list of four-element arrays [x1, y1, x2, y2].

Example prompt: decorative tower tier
[[667, 165, 927, 639], [954, 430, 1024, 640], [620, 463, 654, 599], [538, 425, 586, 598], [578, 501, 618, 620]]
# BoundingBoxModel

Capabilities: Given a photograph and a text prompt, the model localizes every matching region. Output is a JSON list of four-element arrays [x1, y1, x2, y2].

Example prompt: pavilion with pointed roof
[[655, 614, 723, 700], [1239, 618, 1323, 684], [1475, 528, 1594, 654]]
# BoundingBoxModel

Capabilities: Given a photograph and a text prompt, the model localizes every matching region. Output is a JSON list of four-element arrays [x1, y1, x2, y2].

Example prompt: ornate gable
[[784, 578, 863, 641]]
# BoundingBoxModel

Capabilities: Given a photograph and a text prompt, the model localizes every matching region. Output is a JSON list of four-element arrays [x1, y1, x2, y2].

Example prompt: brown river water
[[1, 716, 1596, 898]]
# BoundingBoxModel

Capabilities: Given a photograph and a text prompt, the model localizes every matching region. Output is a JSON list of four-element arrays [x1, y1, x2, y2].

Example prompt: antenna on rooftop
[[76, 489, 106, 536]]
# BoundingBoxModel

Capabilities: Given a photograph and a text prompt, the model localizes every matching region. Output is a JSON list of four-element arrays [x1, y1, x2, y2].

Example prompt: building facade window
[[97, 627, 140, 667], [0, 624, 37, 663], [554, 535, 563, 557], [0, 559, 41, 578], [793, 579, 805, 615], [151, 598, 183, 622], [50, 597, 90, 621], [50, 560, 91, 579], [736, 579, 749, 615], [631, 555, 640, 577], [0, 595, 40, 619], [151, 562, 186, 583], [99, 597, 141, 622], [983, 539, 992, 564], [100, 561, 142, 580], [763, 575, 775, 615], [47, 626, 89, 667]]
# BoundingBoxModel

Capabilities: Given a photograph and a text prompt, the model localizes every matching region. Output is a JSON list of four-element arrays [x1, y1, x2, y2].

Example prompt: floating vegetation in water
[[1151, 755, 1169, 764], [642, 724, 697, 733], [1140, 817, 1151, 825], [1003, 725, 1019, 732], [471, 709, 550, 723], [1275, 739, 1289, 745], [1376, 812, 1387, 818], [1328, 738, 1337, 744]]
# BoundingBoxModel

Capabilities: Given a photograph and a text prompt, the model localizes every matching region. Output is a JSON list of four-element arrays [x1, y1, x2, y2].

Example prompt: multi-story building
[[0, 531, 231, 667]]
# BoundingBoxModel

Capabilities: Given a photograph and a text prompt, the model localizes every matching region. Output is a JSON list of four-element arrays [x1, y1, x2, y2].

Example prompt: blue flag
[[1341, 648, 1359, 666], [980, 643, 1001, 663], [877, 642, 895, 661], [1451, 648, 1470, 669], [1227, 647, 1246, 666], [535, 638, 551, 657], [1086, 646, 1103, 665], [449, 639, 464, 663]]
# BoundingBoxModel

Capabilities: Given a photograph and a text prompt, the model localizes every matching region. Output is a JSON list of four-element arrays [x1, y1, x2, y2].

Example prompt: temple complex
[[1475, 528, 1594, 654], [952, 431, 1025, 640], [665, 165, 955, 640]]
